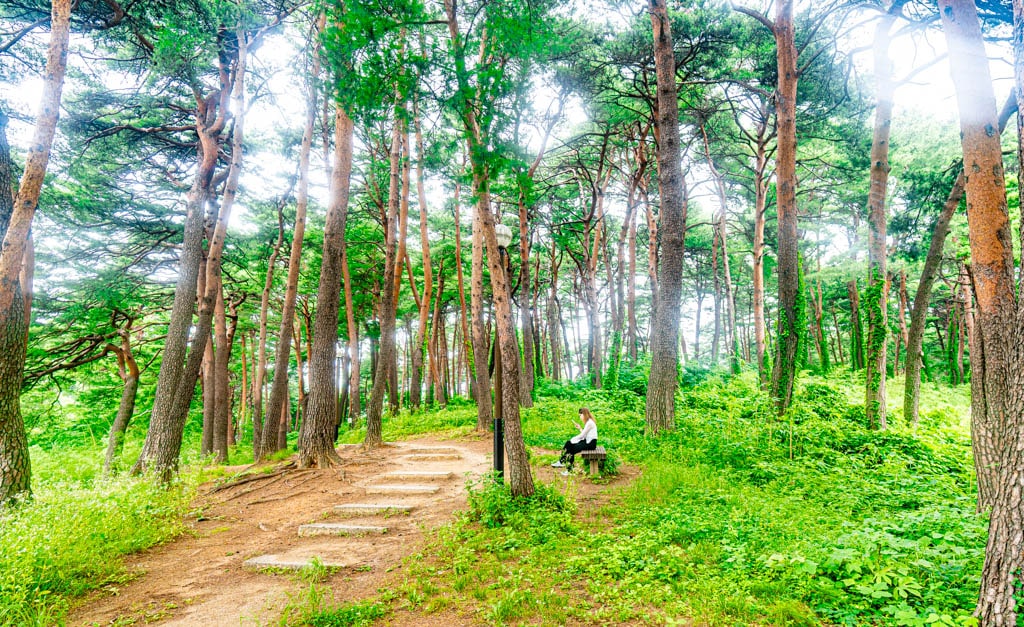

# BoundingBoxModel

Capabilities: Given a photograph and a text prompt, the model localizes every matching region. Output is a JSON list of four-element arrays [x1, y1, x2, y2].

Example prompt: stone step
[[383, 471, 453, 481], [403, 453, 461, 462], [333, 503, 414, 517], [404, 446, 460, 454], [365, 484, 440, 495], [244, 554, 349, 571], [298, 523, 388, 537]]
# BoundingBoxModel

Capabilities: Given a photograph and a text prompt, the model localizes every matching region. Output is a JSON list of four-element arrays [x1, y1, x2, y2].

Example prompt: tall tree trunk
[[610, 173, 637, 386], [409, 106, 433, 410], [201, 287, 215, 457], [262, 26, 320, 457], [297, 105, 354, 468], [940, 1, 1024, 621], [453, 175, 474, 401], [388, 130, 412, 413], [768, 0, 801, 415], [904, 94, 1015, 426], [644, 184, 659, 324], [895, 270, 908, 376], [752, 136, 769, 382], [470, 180, 493, 430], [627, 191, 640, 362], [366, 115, 403, 447], [701, 121, 740, 373], [430, 269, 448, 406], [848, 279, 865, 370], [532, 254, 545, 378], [238, 330, 249, 444], [0, 0, 72, 503], [476, 169, 533, 496], [583, 212, 604, 389], [293, 313, 307, 429], [646, 0, 687, 434], [864, 2, 902, 431], [518, 196, 535, 406], [212, 282, 231, 460], [547, 245, 562, 382], [445, 0, 534, 496], [711, 229, 722, 363], [253, 203, 285, 458]]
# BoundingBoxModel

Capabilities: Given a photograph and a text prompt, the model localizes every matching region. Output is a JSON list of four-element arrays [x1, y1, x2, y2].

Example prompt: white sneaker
[[560, 470, 569, 476], [550, 461, 564, 468]]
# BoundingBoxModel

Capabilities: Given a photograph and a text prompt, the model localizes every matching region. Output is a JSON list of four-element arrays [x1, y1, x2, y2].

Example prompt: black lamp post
[[493, 223, 513, 480]]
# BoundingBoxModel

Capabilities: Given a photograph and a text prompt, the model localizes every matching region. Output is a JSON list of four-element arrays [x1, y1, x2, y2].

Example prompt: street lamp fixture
[[492, 222, 513, 481], [494, 223, 513, 250]]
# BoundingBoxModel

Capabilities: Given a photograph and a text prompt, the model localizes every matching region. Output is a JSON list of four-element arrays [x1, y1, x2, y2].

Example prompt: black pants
[[559, 439, 597, 469]]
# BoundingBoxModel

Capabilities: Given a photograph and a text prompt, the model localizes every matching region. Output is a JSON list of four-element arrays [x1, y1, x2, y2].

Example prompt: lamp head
[[494, 223, 513, 249]]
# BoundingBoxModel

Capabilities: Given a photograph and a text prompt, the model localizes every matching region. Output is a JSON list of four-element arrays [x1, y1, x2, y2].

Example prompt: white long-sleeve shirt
[[570, 418, 597, 444]]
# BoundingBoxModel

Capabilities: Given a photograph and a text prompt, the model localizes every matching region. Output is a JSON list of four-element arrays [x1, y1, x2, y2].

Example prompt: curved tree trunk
[[104, 331, 140, 475], [0, 0, 72, 503], [645, 0, 687, 434], [297, 106, 354, 469], [135, 26, 244, 479]]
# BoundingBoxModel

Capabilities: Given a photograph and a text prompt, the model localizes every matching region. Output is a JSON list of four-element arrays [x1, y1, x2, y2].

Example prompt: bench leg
[[589, 459, 598, 476]]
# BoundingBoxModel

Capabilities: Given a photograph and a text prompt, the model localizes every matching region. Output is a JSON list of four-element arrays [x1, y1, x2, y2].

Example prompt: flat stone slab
[[383, 471, 453, 481], [243, 554, 349, 571], [404, 453, 461, 462], [403, 446, 460, 454], [333, 503, 414, 517], [365, 484, 440, 495], [298, 523, 388, 537]]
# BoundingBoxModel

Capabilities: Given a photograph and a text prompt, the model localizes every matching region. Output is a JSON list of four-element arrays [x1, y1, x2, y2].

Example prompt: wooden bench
[[579, 446, 607, 476]]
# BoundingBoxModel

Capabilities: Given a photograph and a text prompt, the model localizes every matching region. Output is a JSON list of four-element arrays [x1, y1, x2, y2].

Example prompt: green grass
[[0, 472, 196, 625], [303, 369, 981, 626], [14, 368, 980, 626]]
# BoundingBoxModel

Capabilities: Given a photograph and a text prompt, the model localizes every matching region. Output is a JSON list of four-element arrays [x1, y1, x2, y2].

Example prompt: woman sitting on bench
[[551, 407, 598, 474]]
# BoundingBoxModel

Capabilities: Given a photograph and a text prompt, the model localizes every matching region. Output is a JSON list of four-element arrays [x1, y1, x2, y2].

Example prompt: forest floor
[[68, 433, 635, 626]]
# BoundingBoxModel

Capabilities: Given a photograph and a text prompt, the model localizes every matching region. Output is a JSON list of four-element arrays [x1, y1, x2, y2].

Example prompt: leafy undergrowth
[[0, 451, 198, 626], [303, 369, 981, 627]]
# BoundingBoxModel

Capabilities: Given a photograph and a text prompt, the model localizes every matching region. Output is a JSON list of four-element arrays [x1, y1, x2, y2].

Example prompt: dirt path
[[69, 434, 634, 626], [70, 436, 494, 626]]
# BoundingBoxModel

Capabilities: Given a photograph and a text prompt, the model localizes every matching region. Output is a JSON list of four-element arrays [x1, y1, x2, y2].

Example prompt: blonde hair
[[579, 407, 594, 423]]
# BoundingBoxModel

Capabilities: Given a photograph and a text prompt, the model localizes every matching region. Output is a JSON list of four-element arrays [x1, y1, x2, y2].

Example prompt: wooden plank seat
[[579, 446, 607, 476]]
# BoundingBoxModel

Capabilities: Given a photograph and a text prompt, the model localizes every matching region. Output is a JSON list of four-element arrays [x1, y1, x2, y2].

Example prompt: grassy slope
[[7, 369, 978, 626], [328, 370, 980, 627]]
